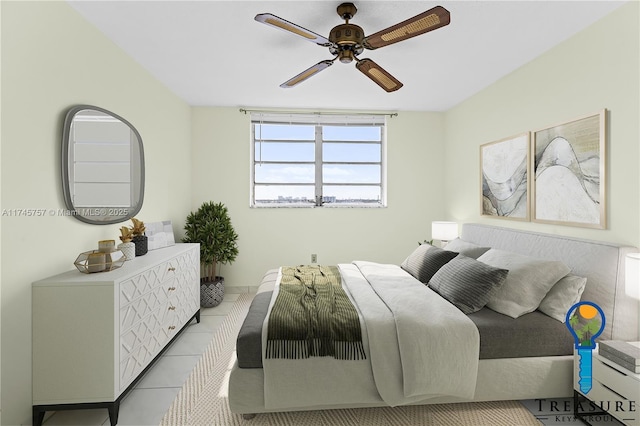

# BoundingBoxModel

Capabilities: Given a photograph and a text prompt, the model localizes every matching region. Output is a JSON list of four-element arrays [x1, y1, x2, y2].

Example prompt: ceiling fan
[[255, 3, 450, 92]]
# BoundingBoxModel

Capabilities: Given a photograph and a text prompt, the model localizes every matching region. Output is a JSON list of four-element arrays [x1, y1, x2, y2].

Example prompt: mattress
[[236, 271, 574, 368]]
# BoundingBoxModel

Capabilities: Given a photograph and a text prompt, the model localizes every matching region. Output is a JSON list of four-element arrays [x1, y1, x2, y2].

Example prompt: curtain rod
[[239, 108, 398, 118]]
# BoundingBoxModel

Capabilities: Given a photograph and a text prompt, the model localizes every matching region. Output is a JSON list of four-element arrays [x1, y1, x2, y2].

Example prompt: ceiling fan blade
[[255, 13, 334, 47], [280, 60, 334, 88], [355, 58, 403, 92], [363, 6, 450, 50]]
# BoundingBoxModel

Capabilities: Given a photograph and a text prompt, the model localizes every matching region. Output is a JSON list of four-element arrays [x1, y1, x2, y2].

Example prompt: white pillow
[[477, 249, 571, 318], [538, 275, 587, 322]]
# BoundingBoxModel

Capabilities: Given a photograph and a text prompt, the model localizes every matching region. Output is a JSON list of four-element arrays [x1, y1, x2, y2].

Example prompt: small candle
[[87, 252, 106, 273], [98, 240, 115, 253]]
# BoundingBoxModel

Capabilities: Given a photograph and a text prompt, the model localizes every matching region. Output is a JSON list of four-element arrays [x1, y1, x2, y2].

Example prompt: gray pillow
[[428, 254, 509, 314], [401, 244, 458, 283], [443, 238, 491, 259], [478, 249, 571, 319], [538, 274, 587, 323]]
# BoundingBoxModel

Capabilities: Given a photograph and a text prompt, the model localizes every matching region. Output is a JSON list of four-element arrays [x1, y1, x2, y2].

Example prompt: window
[[250, 113, 386, 207]]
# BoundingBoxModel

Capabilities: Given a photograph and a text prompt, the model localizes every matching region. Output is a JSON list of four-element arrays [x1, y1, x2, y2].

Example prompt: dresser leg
[[33, 406, 45, 426], [195, 309, 201, 324], [108, 401, 120, 426]]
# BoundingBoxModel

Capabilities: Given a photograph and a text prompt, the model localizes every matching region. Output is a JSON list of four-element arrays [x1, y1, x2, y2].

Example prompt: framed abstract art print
[[480, 132, 530, 221], [531, 110, 606, 229]]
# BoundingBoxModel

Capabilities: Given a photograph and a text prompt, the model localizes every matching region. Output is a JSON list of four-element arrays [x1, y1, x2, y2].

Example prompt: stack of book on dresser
[[598, 341, 640, 373]]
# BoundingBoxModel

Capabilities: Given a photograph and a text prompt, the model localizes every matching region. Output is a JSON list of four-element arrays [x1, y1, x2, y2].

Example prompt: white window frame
[[250, 112, 387, 208]]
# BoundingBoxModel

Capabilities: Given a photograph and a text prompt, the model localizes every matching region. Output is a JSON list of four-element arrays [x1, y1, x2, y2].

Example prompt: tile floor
[[41, 291, 623, 426], [41, 293, 242, 426]]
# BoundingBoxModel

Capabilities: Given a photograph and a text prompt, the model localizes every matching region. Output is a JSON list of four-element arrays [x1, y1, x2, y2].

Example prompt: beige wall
[[0, 2, 192, 424], [190, 108, 447, 288], [1, 1, 639, 425], [444, 2, 640, 247]]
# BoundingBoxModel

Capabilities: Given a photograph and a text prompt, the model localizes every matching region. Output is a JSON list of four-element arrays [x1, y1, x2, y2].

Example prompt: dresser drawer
[[594, 358, 639, 401], [120, 302, 174, 359], [170, 283, 199, 322], [119, 261, 174, 307], [120, 284, 171, 331], [118, 251, 196, 331], [119, 304, 176, 391], [588, 379, 638, 425], [119, 335, 166, 390]]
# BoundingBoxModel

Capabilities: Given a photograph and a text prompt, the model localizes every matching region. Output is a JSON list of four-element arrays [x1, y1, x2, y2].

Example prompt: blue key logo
[[565, 301, 606, 394]]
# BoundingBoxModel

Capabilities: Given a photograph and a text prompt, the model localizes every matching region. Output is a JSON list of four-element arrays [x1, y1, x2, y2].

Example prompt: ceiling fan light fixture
[[339, 50, 355, 64]]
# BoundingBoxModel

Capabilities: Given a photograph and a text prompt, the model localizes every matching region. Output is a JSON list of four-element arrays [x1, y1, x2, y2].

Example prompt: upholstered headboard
[[461, 223, 639, 341]]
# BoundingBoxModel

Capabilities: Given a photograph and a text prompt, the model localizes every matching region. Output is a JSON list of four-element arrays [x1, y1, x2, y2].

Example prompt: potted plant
[[118, 226, 136, 260], [131, 217, 148, 256], [182, 201, 239, 308]]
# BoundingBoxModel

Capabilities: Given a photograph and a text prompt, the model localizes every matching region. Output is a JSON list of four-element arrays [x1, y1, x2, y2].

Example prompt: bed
[[228, 223, 639, 417]]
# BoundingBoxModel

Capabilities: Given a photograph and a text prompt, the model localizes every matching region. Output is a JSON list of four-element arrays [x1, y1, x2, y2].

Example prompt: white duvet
[[261, 261, 480, 409]]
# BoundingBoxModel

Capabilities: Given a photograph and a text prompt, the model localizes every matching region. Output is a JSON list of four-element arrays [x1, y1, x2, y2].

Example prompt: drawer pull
[[168, 325, 176, 331], [168, 306, 176, 311], [168, 267, 176, 272], [168, 286, 176, 291]]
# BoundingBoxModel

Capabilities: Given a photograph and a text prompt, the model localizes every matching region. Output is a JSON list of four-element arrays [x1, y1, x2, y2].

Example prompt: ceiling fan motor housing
[[329, 23, 365, 63]]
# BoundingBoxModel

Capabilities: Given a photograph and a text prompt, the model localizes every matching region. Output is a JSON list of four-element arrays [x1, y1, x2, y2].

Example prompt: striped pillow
[[401, 244, 458, 283], [428, 254, 509, 314]]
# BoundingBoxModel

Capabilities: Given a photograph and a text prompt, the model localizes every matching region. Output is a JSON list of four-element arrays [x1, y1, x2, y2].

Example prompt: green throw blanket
[[266, 265, 366, 360]]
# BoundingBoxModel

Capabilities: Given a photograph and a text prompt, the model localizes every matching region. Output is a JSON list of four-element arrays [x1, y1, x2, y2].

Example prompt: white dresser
[[32, 243, 200, 426]]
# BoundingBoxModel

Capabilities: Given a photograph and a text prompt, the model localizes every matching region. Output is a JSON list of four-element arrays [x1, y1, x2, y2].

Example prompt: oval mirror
[[62, 105, 145, 225]]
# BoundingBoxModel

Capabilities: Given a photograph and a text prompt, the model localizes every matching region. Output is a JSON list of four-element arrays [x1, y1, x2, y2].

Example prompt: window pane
[[322, 185, 382, 204], [254, 185, 315, 205], [251, 115, 385, 208], [255, 142, 315, 162], [323, 126, 381, 141], [255, 163, 314, 184], [255, 124, 314, 141], [323, 164, 381, 184], [323, 142, 380, 162]]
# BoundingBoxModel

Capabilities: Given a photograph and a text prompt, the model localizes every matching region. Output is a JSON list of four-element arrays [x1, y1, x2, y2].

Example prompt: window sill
[[251, 204, 386, 209]]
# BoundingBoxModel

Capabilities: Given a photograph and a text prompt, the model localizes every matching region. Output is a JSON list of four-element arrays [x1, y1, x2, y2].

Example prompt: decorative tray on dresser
[[32, 243, 200, 426]]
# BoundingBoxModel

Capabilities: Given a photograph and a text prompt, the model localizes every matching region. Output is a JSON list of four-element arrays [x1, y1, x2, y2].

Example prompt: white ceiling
[[68, 1, 625, 112]]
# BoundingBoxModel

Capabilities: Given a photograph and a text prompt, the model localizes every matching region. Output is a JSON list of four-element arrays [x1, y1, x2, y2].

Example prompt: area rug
[[160, 293, 542, 426]]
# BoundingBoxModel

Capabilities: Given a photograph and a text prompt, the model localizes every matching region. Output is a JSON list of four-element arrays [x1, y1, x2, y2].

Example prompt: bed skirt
[[228, 354, 573, 414]]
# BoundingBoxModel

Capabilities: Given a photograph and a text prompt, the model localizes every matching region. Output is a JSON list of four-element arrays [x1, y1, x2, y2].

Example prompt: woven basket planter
[[201, 277, 225, 308]]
